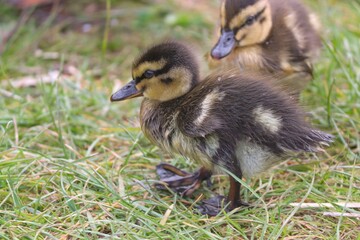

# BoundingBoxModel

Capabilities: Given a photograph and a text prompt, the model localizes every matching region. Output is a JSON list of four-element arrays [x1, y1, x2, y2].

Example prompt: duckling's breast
[[209, 46, 266, 72], [233, 46, 267, 72], [140, 99, 215, 170]]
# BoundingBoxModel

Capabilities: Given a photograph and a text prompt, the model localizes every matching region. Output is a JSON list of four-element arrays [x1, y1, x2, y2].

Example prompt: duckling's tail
[[279, 128, 334, 153], [307, 129, 334, 152]]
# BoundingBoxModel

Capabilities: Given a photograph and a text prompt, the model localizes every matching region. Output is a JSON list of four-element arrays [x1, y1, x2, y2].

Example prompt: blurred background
[[0, 0, 359, 239]]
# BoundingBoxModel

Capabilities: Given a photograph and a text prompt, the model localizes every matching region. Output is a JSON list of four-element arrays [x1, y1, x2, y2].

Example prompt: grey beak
[[211, 30, 236, 60], [110, 80, 143, 102]]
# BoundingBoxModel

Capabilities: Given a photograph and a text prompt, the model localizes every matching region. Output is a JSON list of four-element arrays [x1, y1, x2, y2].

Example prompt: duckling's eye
[[245, 16, 255, 26], [144, 70, 155, 79]]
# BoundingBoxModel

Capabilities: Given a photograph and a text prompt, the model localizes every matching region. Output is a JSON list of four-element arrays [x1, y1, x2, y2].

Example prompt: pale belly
[[235, 138, 279, 178]]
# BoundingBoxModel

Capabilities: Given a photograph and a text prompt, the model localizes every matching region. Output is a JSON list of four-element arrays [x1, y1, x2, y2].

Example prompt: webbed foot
[[197, 195, 250, 216], [155, 163, 212, 196]]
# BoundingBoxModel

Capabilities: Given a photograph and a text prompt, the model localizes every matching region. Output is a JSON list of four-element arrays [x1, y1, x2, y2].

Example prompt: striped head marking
[[132, 42, 199, 102], [111, 42, 199, 102], [211, 0, 272, 59]]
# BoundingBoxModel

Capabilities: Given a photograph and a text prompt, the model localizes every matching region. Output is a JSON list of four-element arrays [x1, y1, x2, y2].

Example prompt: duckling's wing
[[176, 91, 225, 138], [177, 109, 223, 138]]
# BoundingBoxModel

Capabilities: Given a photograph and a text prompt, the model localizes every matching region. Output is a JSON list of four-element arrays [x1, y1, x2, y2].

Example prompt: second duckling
[[210, 0, 322, 93], [111, 41, 332, 216]]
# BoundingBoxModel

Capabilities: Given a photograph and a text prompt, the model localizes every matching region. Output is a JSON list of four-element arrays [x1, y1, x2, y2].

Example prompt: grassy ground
[[0, 0, 359, 239]]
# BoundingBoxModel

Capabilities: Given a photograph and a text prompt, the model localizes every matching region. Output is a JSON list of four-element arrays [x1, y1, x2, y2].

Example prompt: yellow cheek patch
[[235, 21, 264, 45], [143, 67, 193, 102], [229, 0, 267, 29], [136, 81, 146, 92], [132, 58, 167, 79]]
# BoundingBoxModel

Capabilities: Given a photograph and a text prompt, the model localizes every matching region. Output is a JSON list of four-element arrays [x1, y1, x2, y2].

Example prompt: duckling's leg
[[227, 176, 246, 209], [155, 163, 212, 196], [197, 176, 249, 216]]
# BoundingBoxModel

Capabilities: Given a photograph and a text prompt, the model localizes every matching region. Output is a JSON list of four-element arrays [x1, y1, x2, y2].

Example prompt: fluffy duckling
[[210, 0, 322, 93], [111, 41, 332, 215]]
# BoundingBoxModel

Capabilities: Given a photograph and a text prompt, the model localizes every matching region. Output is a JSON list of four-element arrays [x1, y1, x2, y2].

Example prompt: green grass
[[0, 0, 359, 239]]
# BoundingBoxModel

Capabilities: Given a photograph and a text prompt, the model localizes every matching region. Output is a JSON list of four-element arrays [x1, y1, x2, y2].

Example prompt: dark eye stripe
[[259, 16, 266, 24], [135, 77, 142, 84], [134, 63, 173, 84], [161, 78, 173, 84], [232, 6, 267, 35]]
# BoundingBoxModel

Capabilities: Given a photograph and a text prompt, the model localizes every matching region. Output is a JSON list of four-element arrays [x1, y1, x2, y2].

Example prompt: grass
[[0, 0, 359, 239]]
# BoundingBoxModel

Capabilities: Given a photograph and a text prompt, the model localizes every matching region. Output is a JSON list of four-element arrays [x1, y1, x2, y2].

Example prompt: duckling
[[110, 41, 332, 215], [209, 0, 322, 93]]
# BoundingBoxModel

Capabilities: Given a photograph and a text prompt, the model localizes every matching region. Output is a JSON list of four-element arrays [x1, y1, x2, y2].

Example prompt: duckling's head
[[211, 0, 272, 59], [111, 42, 199, 102]]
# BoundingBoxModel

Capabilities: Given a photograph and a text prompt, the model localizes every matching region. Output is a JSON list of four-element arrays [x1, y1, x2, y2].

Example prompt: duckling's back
[[268, 0, 322, 70]]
